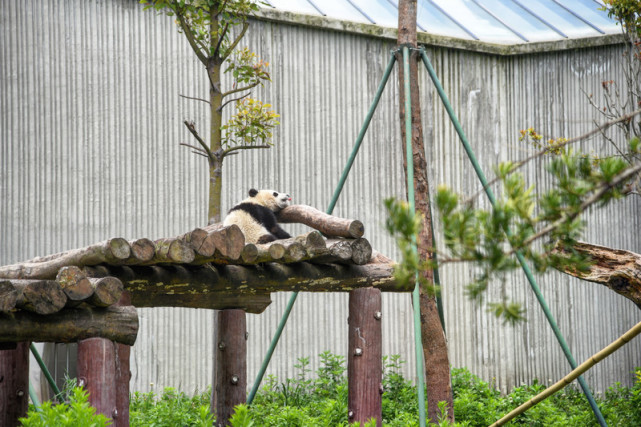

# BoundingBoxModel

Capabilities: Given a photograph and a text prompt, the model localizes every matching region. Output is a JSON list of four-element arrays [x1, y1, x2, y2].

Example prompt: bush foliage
[[20, 353, 641, 426]]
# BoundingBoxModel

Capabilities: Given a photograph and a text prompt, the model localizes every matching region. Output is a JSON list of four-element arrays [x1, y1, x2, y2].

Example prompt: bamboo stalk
[[491, 320, 641, 426]]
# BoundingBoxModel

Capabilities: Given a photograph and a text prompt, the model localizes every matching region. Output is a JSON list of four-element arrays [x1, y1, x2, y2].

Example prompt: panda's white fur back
[[224, 189, 292, 244]]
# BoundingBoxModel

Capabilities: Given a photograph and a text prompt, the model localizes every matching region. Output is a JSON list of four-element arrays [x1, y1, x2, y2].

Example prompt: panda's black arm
[[270, 225, 291, 239]]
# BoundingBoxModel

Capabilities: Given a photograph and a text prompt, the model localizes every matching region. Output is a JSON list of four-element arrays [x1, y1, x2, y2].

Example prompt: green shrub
[[19, 355, 641, 426], [19, 387, 111, 427]]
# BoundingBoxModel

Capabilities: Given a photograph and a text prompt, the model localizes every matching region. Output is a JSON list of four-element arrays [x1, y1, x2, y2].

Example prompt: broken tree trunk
[[0, 305, 138, 345], [277, 205, 364, 238], [554, 241, 641, 308], [0, 341, 29, 427], [347, 288, 382, 426], [397, 0, 454, 422], [0, 239, 132, 280]]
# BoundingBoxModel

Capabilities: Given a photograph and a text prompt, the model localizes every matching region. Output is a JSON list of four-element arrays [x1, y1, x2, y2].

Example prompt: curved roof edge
[[254, 8, 624, 56]]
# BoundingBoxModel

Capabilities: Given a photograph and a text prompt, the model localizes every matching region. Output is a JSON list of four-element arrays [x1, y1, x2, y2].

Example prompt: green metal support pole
[[29, 380, 41, 412], [29, 343, 64, 403], [403, 45, 427, 427], [247, 52, 397, 405], [418, 48, 607, 427]]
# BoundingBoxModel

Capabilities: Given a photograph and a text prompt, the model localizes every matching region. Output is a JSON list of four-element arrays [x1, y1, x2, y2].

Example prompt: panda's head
[[246, 188, 292, 212]]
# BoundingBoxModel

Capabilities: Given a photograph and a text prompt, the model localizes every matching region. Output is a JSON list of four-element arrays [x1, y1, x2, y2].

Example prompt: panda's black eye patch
[[273, 192, 278, 197]]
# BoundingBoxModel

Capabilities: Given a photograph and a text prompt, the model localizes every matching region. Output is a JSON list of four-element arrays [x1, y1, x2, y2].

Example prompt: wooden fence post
[[77, 337, 116, 421], [214, 309, 247, 426], [348, 288, 382, 426], [0, 342, 30, 426]]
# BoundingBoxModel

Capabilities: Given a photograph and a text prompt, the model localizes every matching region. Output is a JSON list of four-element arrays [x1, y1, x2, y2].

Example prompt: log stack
[[0, 205, 396, 343]]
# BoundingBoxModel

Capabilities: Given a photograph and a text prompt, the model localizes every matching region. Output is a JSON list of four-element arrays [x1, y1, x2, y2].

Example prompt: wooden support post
[[214, 309, 247, 426], [0, 342, 30, 426], [77, 337, 117, 421], [348, 288, 382, 426], [114, 292, 132, 427]]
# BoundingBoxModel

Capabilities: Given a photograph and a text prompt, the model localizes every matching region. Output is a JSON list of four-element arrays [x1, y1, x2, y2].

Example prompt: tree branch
[[222, 81, 259, 99], [465, 110, 641, 205], [183, 120, 216, 163], [217, 92, 250, 112], [220, 144, 270, 160], [179, 94, 211, 105], [212, 22, 229, 59], [176, 11, 208, 65], [222, 22, 249, 61]]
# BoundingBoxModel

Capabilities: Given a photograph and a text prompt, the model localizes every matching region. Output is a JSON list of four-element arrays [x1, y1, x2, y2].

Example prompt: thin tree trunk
[[397, 0, 454, 422]]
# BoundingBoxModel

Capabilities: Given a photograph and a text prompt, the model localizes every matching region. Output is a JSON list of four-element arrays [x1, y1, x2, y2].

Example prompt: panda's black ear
[[249, 189, 258, 197]]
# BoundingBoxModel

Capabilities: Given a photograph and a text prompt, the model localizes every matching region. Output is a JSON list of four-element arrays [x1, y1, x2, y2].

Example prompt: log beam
[[277, 205, 364, 238], [555, 241, 641, 308], [84, 261, 403, 304], [0, 305, 139, 345]]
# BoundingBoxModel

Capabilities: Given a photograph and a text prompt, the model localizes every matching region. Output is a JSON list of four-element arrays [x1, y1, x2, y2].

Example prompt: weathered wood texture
[[114, 292, 132, 427], [0, 305, 139, 345], [84, 261, 403, 302], [0, 239, 132, 279], [78, 337, 117, 421], [555, 241, 641, 308], [0, 274, 125, 315], [0, 341, 29, 427], [14, 280, 67, 315], [348, 288, 382, 426], [277, 204, 364, 238], [214, 309, 247, 426], [397, 0, 454, 422]]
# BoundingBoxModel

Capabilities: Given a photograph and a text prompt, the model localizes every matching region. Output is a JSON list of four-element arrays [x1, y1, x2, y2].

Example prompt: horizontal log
[[180, 228, 215, 257], [56, 266, 93, 302], [0, 281, 18, 312], [0, 239, 131, 280], [88, 277, 124, 307], [203, 224, 245, 260], [84, 261, 405, 302], [150, 239, 195, 264], [0, 305, 139, 345], [127, 238, 156, 264], [277, 205, 364, 238], [554, 241, 641, 308], [14, 280, 67, 315]]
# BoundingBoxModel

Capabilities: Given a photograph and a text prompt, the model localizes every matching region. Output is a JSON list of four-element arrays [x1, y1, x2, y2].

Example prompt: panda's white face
[[247, 188, 292, 212]]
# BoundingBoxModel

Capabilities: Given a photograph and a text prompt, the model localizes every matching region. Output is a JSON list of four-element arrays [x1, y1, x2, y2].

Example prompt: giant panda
[[223, 188, 292, 244]]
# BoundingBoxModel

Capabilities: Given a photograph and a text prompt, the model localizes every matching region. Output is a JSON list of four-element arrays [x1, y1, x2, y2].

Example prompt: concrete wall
[[1, 0, 639, 396]]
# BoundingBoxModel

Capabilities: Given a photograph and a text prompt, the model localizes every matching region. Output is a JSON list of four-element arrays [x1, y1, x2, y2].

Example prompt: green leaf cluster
[[434, 142, 640, 324], [222, 98, 280, 147], [601, 0, 641, 37], [19, 387, 111, 427], [384, 198, 438, 296]]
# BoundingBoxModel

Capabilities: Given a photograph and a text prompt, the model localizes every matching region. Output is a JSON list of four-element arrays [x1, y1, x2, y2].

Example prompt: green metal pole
[[403, 45, 427, 427], [247, 52, 398, 405], [29, 343, 64, 403], [418, 48, 607, 427], [29, 380, 41, 412]]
